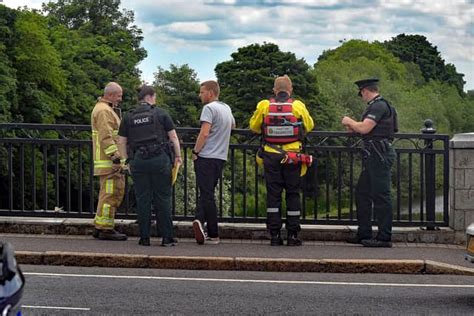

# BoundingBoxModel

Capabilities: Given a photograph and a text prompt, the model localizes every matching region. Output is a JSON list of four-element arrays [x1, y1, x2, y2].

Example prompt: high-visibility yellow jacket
[[91, 98, 123, 176], [249, 98, 314, 154]]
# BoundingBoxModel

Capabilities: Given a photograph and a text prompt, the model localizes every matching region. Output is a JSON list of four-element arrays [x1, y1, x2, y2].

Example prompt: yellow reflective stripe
[[104, 144, 118, 155], [95, 160, 113, 165], [94, 216, 114, 226], [103, 203, 110, 218], [92, 130, 119, 157], [94, 160, 113, 168], [93, 131, 101, 159], [105, 179, 114, 194], [94, 203, 114, 227]]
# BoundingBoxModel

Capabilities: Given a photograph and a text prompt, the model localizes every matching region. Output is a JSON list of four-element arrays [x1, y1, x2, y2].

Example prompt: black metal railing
[[0, 122, 450, 227]]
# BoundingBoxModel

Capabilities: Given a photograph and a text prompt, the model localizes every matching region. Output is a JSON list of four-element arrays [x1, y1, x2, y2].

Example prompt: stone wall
[[450, 133, 474, 243]]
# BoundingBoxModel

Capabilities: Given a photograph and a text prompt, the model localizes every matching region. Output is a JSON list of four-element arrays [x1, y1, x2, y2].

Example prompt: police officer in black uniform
[[117, 85, 182, 246], [342, 78, 398, 248]]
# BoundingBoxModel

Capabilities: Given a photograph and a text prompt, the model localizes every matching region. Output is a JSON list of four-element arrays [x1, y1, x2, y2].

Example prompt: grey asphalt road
[[20, 265, 474, 315]]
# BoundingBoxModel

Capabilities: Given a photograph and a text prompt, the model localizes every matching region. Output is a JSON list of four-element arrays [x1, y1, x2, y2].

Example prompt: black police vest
[[127, 103, 167, 150], [362, 96, 398, 140]]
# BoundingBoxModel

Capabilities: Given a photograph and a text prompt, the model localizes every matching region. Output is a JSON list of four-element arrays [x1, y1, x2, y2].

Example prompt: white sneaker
[[192, 219, 205, 245], [205, 236, 220, 245]]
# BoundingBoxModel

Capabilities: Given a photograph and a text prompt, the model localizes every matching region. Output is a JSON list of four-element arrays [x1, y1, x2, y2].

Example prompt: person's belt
[[264, 143, 313, 166], [362, 139, 391, 162], [135, 142, 166, 159]]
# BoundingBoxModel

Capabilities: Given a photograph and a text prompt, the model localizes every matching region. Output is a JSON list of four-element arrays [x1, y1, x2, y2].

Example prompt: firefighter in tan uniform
[[91, 82, 127, 241]]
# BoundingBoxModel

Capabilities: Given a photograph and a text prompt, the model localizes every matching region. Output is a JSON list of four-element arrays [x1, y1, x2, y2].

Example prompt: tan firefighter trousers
[[94, 172, 125, 230]]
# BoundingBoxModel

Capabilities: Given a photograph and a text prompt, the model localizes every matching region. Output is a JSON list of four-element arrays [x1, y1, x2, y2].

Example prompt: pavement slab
[[2, 234, 473, 275]]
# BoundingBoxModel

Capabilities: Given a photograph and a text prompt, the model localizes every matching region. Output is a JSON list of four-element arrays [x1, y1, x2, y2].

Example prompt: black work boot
[[346, 235, 370, 244], [287, 231, 302, 246], [92, 228, 100, 239], [361, 239, 392, 248], [161, 237, 178, 247], [138, 237, 150, 246], [96, 229, 127, 241], [270, 230, 283, 246]]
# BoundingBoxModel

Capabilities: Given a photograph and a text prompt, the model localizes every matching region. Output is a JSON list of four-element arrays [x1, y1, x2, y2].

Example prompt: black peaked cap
[[354, 78, 379, 90]]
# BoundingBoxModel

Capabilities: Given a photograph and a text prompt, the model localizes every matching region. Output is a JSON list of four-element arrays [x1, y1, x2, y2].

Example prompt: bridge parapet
[[450, 132, 474, 242]]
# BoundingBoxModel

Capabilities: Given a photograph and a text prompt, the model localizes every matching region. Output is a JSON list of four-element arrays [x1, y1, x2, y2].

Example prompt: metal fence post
[[421, 119, 437, 230]]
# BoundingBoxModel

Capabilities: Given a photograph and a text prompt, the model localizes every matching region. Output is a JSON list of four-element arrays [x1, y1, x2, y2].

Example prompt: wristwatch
[[112, 158, 121, 164], [192, 149, 199, 156]]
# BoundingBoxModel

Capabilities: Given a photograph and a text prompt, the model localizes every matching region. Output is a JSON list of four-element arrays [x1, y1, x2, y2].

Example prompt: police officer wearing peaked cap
[[342, 78, 398, 248], [117, 85, 182, 247]]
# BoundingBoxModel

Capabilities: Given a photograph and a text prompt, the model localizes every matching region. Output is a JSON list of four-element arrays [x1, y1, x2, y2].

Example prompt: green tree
[[153, 64, 201, 127], [0, 5, 18, 123], [43, 0, 147, 113], [215, 43, 322, 128], [314, 39, 474, 135], [0, 48, 16, 123], [12, 10, 66, 123], [314, 40, 416, 130], [384, 34, 465, 94], [46, 25, 101, 123]]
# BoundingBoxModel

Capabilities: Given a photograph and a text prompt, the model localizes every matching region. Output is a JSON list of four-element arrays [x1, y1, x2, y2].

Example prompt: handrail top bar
[[0, 123, 91, 131], [0, 123, 449, 139]]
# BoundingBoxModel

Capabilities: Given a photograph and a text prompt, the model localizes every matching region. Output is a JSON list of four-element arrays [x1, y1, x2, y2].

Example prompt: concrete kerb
[[15, 251, 474, 275]]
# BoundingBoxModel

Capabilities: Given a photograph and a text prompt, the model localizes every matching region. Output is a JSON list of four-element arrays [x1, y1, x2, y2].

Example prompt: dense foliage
[[1, 2, 473, 216], [0, 1, 145, 125], [1, 3, 472, 132], [215, 43, 322, 128], [313, 39, 474, 134], [153, 64, 201, 127], [383, 34, 465, 95]]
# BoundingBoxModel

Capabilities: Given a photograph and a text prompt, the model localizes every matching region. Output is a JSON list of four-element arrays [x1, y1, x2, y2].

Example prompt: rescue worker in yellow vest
[[91, 82, 127, 241], [249, 75, 314, 246]]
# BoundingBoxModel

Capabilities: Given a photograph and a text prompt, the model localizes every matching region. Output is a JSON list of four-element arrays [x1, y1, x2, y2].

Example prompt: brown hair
[[365, 85, 379, 93], [200, 80, 220, 97], [273, 75, 292, 93], [138, 85, 155, 101]]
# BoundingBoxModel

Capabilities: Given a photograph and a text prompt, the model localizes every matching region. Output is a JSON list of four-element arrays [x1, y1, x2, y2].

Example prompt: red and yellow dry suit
[[249, 95, 314, 233]]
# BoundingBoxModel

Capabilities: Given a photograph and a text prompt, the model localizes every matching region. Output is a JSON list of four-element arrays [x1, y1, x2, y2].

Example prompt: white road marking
[[24, 272, 474, 288], [22, 305, 90, 311]]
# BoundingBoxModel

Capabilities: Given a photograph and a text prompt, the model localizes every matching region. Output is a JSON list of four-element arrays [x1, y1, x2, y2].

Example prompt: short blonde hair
[[273, 75, 292, 94], [200, 80, 220, 97]]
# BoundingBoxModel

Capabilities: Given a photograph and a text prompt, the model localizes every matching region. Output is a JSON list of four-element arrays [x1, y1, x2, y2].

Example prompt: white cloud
[[237, 7, 268, 25], [3, 0, 43, 9], [263, 0, 344, 6], [3, 0, 473, 90], [383, 0, 474, 28], [166, 22, 211, 35], [205, 0, 237, 4]]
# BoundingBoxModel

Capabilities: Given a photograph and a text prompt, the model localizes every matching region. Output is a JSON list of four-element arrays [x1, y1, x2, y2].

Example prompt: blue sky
[[4, 0, 474, 91]]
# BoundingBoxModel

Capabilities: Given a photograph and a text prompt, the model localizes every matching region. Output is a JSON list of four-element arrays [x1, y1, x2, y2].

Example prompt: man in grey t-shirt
[[191, 80, 235, 245]]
